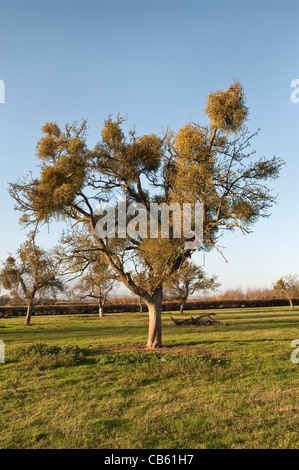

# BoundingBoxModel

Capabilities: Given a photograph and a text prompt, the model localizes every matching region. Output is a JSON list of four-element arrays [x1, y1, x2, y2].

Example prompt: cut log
[[170, 313, 226, 327]]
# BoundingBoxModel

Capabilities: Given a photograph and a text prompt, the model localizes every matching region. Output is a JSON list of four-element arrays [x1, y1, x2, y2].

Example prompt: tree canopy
[[9, 81, 283, 346]]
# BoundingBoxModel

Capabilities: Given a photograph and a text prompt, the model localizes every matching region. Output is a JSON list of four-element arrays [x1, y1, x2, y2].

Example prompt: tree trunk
[[99, 302, 104, 317], [25, 302, 33, 326], [146, 286, 163, 348], [179, 299, 186, 314], [139, 297, 143, 313], [289, 299, 294, 309]]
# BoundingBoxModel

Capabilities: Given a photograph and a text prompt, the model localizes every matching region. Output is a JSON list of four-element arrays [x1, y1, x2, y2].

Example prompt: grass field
[[0, 307, 298, 449]]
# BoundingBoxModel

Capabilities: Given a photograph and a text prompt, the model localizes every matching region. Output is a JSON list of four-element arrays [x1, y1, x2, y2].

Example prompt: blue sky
[[0, 0, 298, 293]]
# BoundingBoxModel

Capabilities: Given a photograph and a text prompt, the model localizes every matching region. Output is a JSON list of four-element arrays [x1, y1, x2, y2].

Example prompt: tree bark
[[146, 286, 163, 348], [25, 302, 33, 326], [289, 299, 294, 309], [99, 302, 104, 317], [179, 299, 186, 314]]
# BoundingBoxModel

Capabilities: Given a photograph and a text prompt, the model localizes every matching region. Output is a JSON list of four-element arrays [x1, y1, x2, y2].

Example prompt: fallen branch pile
[[170, 313, 226, 326]]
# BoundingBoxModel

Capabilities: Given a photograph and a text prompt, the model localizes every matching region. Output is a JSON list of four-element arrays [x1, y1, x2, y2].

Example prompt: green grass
[[0, 307, 298, 449]]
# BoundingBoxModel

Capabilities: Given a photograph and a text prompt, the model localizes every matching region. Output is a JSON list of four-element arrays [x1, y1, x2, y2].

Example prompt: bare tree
[[0, 233, 65, 325], [164, 261, 219, 314], [73, 260, 116, 317], [273, 274, 299, 309]]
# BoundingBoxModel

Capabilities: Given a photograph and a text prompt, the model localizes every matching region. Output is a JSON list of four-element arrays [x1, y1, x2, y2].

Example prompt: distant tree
[[132, 272, 148, 313], [0, 295, 10, 306], [9, 82, 283, 347], [0, 234, 65, 325], [164, 261, 219, 314], [55, 227, 118, 317], [272, 274, 299, 309], [206, 287, 275, 301], [73, 259, 116, 317]]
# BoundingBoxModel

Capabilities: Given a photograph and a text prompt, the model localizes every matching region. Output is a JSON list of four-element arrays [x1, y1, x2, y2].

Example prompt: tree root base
[[146, 343, 163, 349]]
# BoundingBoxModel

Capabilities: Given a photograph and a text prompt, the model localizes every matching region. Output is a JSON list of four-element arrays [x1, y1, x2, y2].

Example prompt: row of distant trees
[[1, 230, 298, 326], [0, 230, 219, 323]]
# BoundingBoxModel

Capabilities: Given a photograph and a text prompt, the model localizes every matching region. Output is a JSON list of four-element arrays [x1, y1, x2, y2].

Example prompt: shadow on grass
[[172, 337, 293, 347]]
